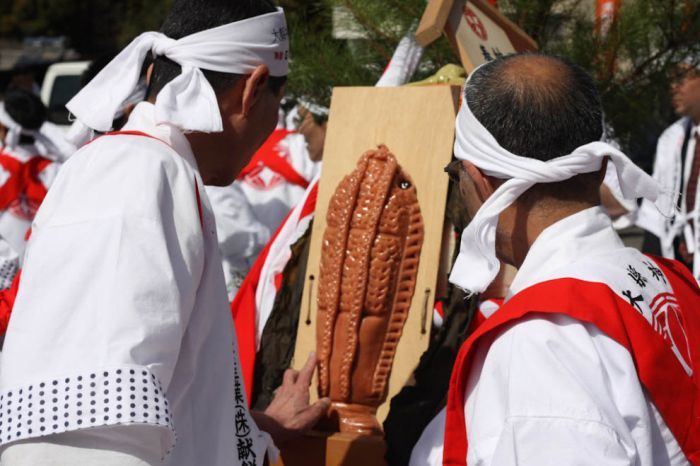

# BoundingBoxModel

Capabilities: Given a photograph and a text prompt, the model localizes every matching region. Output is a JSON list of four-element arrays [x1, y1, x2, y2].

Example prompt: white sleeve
[[1, 426, 161, 466], [0, 139, 204, 458], [206, 183, 270, 262], [636, 134, 674, 238], [487, 417, 634, 466], [466, 316, 647, 466]]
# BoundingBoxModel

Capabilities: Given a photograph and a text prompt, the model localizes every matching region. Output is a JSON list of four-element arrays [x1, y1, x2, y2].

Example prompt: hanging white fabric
[[375, 29, 424, 87], [449, 88, 668, 294], [66, 7, 289, 134], [66, 80, 149, 147]]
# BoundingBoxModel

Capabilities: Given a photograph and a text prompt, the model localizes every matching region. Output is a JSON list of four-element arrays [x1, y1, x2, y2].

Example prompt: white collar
[[507, 206, 625, 299], [121, 102, 198, 171]]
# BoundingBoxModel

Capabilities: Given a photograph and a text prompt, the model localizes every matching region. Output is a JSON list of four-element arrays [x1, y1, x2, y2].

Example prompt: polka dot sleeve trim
[[0, 366, 176, 454]]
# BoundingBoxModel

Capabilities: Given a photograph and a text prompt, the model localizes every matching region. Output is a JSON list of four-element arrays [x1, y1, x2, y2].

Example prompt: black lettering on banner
[[232, 352, 256, 463], [234, 408, 251, 437], [626, 265, 648, 288], [234, 381, 245, 406], [643, 260, 666, 283], [272, 27, 288, 43], [622, 289, 644, 313], [237, 437, 257, 462]]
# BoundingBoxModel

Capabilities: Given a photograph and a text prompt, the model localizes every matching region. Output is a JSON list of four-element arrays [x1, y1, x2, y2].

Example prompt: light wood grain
[[415, 0, 455, 46], [292, 86, 459, 425]]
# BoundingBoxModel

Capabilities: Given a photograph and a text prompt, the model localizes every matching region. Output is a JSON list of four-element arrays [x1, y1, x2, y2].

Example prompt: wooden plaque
[[417, 0, 537, 72], [292, 86, 460, 424]]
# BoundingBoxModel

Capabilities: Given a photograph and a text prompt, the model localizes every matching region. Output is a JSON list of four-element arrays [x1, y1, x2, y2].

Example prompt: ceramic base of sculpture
[[328, 402, 382, 435]]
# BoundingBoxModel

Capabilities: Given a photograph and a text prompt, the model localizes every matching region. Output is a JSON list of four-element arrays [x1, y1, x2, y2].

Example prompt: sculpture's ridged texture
[[317, 145, 424, 434]]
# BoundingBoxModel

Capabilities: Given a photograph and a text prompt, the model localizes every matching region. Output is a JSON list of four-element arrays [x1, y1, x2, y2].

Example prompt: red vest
[[443, 256, 700, 465]]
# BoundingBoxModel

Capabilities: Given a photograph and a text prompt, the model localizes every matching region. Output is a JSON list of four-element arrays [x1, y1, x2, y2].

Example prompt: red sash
[[0, 154, 24, 212], [238, 129, 310, 189], [0, 270, 21, 335], [0, 151, 54, 216], [443, 256, 700, 465]]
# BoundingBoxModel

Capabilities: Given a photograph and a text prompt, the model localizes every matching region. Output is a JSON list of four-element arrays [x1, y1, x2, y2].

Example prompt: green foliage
[[279, 0, 455, 107], [282, 0, 699, 165], [279, 0, 699, 163]]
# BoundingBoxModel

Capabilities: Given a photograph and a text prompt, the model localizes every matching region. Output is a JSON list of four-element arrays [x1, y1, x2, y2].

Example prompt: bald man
[[415, 54, 700, 466]]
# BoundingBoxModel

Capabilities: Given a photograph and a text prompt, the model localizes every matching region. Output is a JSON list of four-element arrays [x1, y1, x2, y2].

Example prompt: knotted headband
[[449, 75, 667, 294], [66, 7, 289, 134]]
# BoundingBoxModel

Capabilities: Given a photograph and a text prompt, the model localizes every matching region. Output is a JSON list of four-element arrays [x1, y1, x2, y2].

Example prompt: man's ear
[[461, 160, 497, 202], [241, 65, 270, 117]]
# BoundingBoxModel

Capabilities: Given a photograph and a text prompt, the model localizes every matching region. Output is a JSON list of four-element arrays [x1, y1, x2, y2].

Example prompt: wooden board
[[274, 432, 386, 466], [417, 0, 537, 72], [292, 86, 460, 424], [416, 0, 455, 47]]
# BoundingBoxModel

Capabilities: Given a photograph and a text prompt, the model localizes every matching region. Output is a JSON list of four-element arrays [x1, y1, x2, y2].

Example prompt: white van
[[40, 61, 90, 129]]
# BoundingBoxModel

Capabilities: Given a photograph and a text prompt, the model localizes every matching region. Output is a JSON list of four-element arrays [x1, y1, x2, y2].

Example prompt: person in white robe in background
[[0, 1, 329, 465], [637, 63, 700, 281], [235, 105, 321, 239], [0, 89, 65, 289]]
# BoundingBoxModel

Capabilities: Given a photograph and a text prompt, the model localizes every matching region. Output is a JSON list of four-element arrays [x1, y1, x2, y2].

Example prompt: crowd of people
[[0, 0, 697, 465]]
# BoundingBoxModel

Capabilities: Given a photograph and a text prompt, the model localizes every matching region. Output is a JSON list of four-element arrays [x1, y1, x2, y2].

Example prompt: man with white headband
[[0, 89, 63, 290], [0, 1, 329, 465], [438, 54, 700, 466]]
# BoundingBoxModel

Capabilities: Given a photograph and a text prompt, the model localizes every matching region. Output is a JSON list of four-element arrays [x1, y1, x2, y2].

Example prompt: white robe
[[637, 118, 699, 280], [409, 207, 688, 466], [0, 102, 273, 466]]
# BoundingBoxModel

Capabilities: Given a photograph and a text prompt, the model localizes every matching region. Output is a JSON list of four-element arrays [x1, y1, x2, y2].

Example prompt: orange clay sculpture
[[317, 145, 424, 434]]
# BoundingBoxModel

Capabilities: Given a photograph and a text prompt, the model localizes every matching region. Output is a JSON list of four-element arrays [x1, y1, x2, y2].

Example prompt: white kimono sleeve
[[465, 316, 658, 466], [0, 138, 204, 459], [637, 122, 684, 240], [206, 183, 270, 266]]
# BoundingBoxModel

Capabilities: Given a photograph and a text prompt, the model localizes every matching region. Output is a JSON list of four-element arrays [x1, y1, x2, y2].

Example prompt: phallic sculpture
[[317, 145, 424, 435]]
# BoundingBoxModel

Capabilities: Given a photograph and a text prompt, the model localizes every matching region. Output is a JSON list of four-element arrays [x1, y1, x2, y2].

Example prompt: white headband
[[449, 81, 666, 294], [0, 103, 66, 161], [65, 80, 148, 147], [66, 7, 289, 134]]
